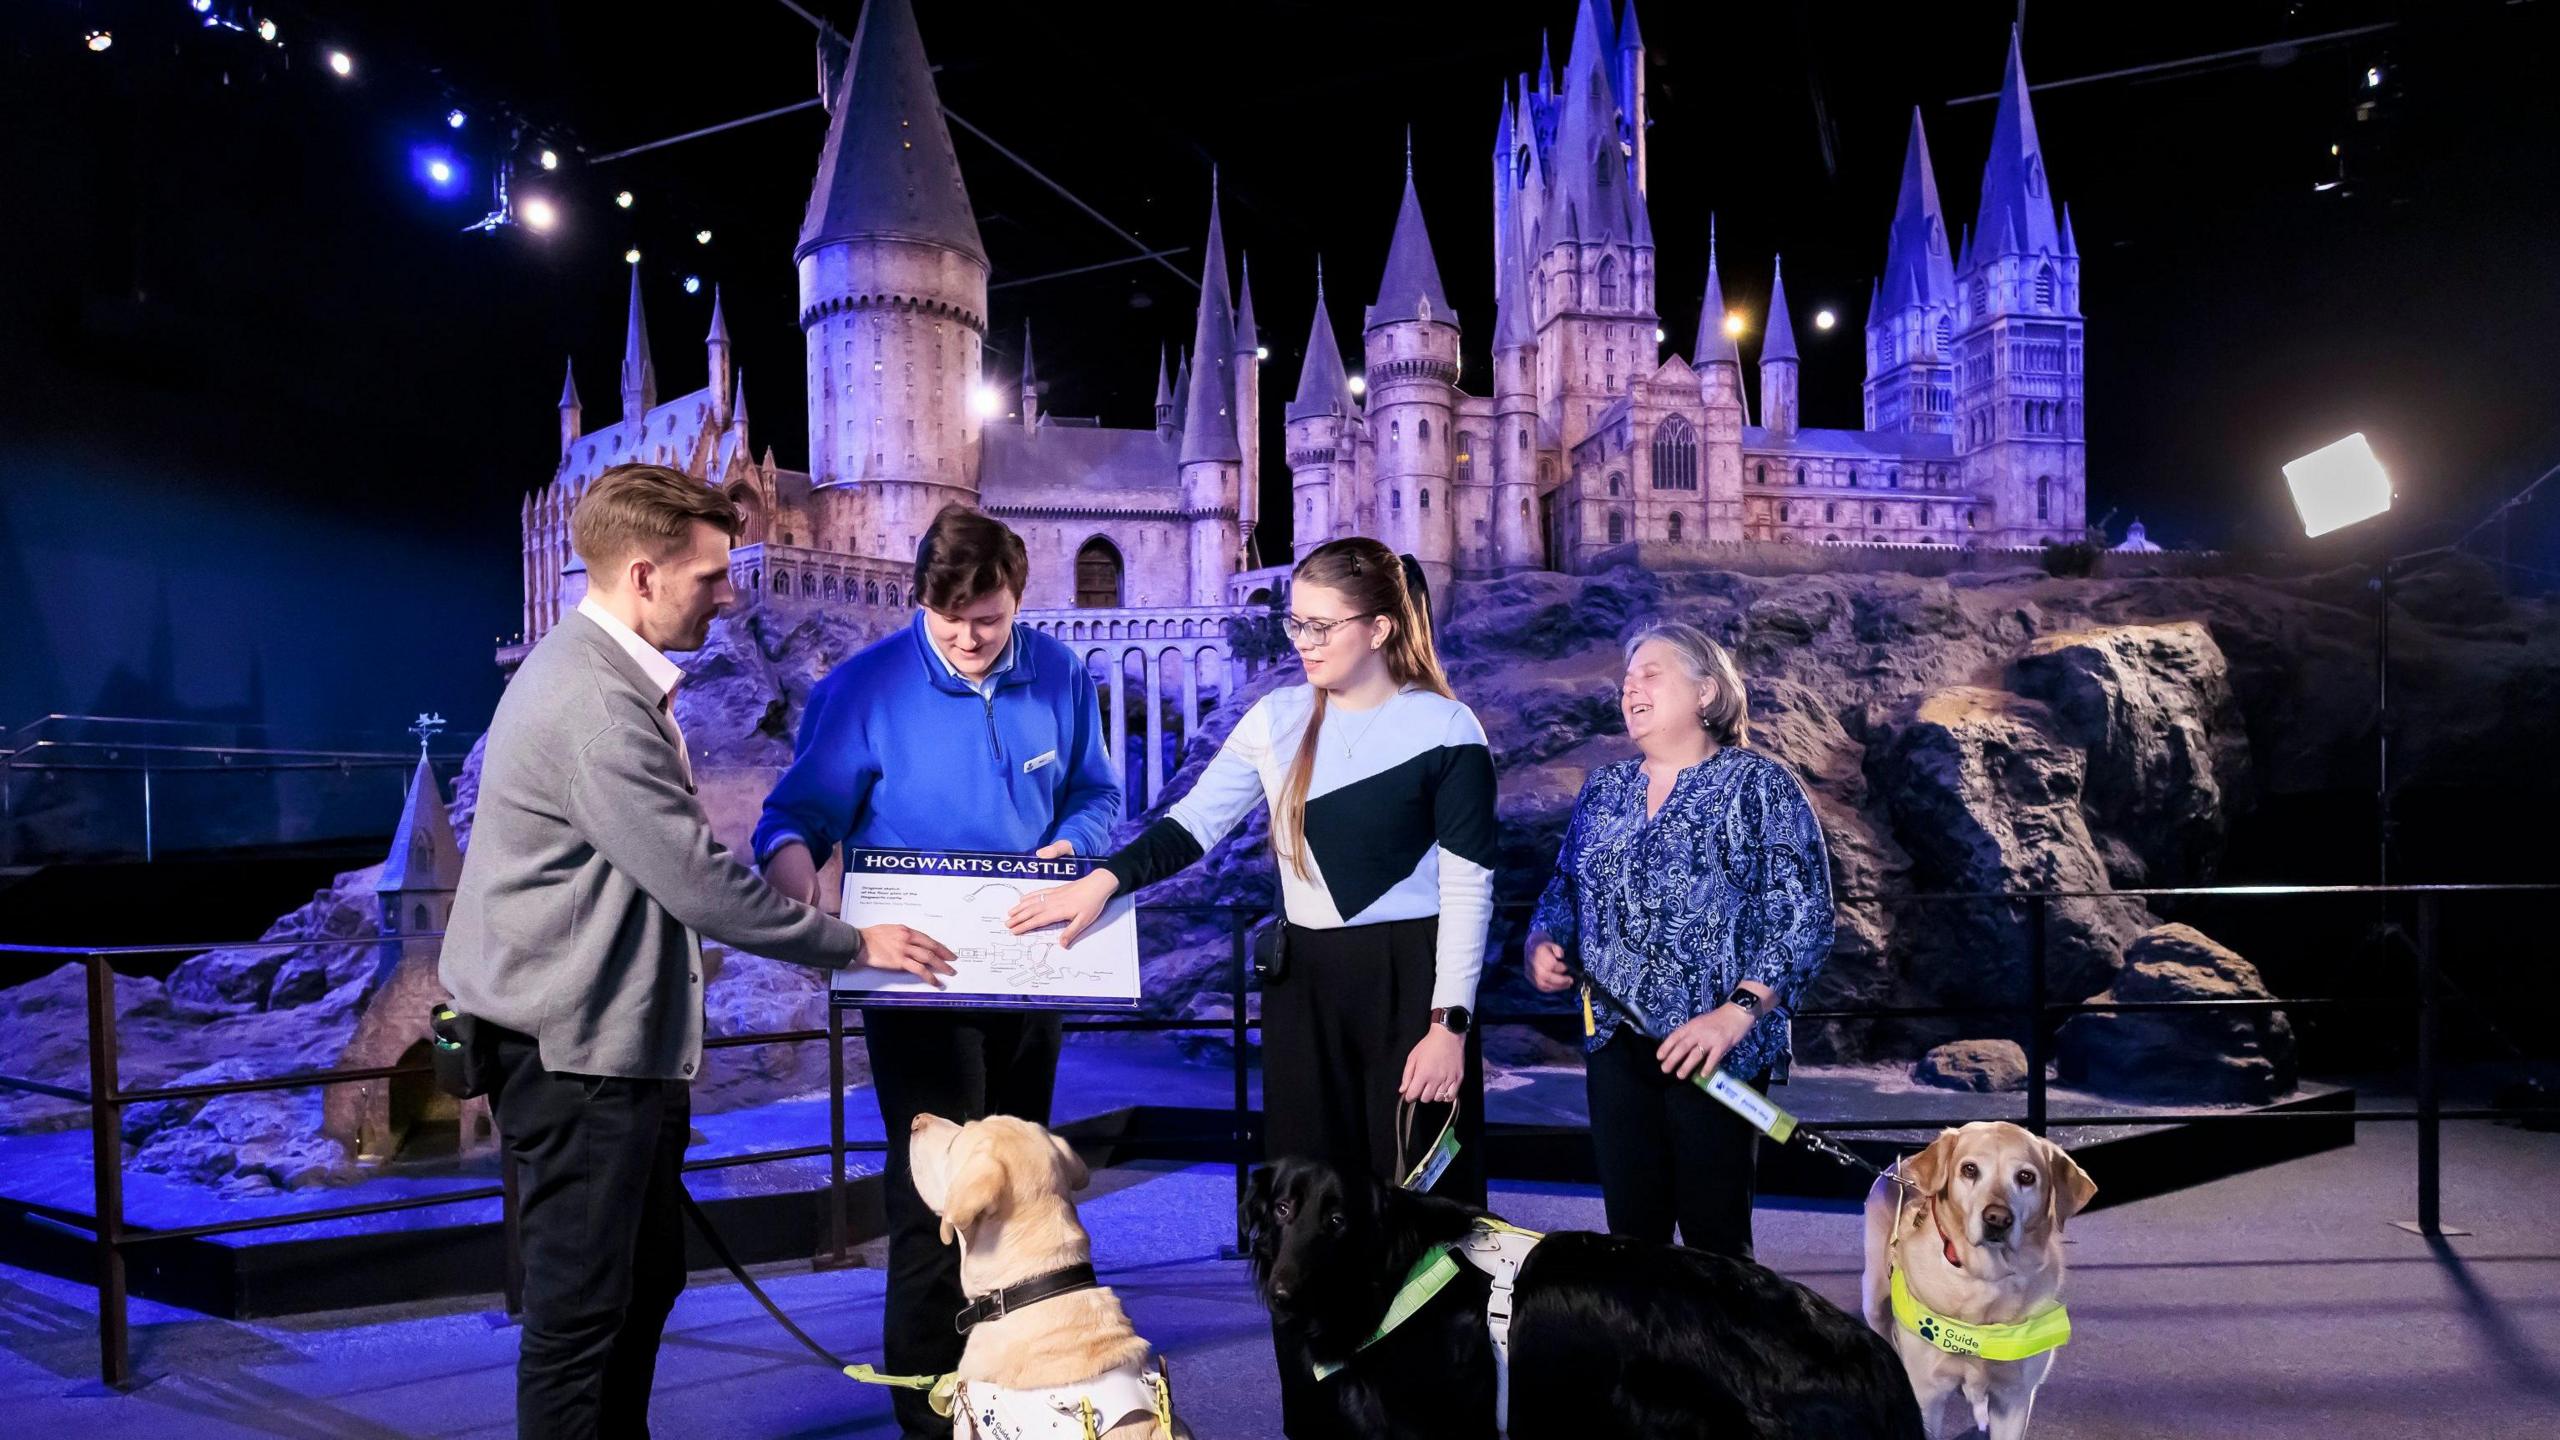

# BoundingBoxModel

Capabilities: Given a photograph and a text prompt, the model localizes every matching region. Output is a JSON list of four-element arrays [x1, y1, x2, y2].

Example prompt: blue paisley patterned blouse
[[1530, 747, 1835, 1082]]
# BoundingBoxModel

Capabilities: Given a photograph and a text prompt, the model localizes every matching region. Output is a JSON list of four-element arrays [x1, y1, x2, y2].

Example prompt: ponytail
[[1274, 540, 1453, 880]]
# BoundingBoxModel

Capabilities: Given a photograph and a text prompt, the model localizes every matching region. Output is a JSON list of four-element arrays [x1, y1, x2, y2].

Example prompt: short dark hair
[[913, 505, 1029, 611]]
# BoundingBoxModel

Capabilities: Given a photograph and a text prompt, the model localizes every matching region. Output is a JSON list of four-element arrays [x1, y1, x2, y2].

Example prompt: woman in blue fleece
[[753, 506, 1119, 1440]]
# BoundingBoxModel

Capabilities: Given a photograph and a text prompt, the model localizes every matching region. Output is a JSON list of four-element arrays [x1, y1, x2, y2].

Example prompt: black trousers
[[1585, 1030, 1768, 1260], [1262, 917, 1486, 1439], [866, 1006, 1063, 1439], [493, 1029, 691, 1440]]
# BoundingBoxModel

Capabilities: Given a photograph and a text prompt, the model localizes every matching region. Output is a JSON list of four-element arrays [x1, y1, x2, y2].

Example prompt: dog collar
[[1888, 1267, 2072, 1362], [953, 1262, 1100, 1334], [1928, 1199, 1963, 1269]]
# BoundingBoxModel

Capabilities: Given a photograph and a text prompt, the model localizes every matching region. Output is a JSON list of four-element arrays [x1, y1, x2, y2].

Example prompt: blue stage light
[[410, 145, 467, 198], [191, 0, 213, 12], [446, 109, 467, 130]]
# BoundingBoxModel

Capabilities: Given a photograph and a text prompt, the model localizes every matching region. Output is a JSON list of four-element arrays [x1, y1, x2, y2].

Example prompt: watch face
[[1441, 1006, 1472, 1033]]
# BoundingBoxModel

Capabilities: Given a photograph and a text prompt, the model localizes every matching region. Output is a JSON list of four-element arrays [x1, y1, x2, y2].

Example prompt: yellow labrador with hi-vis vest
[[1860, 1121, 2096, 1440]]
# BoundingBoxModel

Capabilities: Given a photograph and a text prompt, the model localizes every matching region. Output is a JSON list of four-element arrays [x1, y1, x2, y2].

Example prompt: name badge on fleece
[[1022, 749, 1058, 775]]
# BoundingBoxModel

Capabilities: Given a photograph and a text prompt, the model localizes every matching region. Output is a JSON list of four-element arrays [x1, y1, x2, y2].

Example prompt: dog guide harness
[[1884, 1194, 2074, 1363], [1309, 1217, 1545, 1434]]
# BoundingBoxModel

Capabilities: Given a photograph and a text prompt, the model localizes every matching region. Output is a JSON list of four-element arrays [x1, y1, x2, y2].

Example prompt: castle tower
[[1153, 345, 1176, 436], [1616, 0, 1648, 195], [1692, 226, 1747, 541], [797, 0, 989, 559], [1532, 0, 1657, 450], [558, 358, 582, 457], [1232, 256, 1264, 566], [377, 755, 460, 938], [1285, 260, 1356, 562], [1362, 136, 1461, 595], [1760, 255, 1801, 437], [705, 286, 734, 430], [1864, 109, 1960, 435], [1490, 188, 1542, 575], [1019, 320, 1039, 429], [1956, 27, 2085, 545], [619, 266, 656, 427], [1177, 181, 1243, 605]]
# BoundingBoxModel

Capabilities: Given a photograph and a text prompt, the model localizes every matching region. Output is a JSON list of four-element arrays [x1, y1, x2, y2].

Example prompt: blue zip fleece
[[752, 613, 1122, 865]]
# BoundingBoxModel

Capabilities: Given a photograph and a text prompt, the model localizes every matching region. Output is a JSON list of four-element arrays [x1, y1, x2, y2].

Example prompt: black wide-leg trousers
[[1261, 916, 1486, 1440], [1585, 1029, 1768, 1260]]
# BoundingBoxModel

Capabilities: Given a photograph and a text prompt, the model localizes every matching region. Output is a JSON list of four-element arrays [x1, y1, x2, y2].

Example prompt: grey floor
[[2, 1116, 2554, 1438]]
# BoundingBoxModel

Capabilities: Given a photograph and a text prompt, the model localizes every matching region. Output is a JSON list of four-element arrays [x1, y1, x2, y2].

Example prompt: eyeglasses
[[1281, 612, 1379, 646]]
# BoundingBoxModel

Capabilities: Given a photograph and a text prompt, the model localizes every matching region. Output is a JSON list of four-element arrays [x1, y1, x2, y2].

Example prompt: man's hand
[[1033, 841, 1076, 860], [1525, 935, 1573, 993], [760, 841, 821, 907], [858, 924, 957, 988]]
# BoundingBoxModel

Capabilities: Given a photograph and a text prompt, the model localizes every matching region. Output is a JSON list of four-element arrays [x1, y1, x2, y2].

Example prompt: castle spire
[[558, 357, 583, 455], [619, 265, 656, 425], [1694, 218, 1737, 365], [731, 369, 749, 431], [705, 284, 734, 427], [1018, 320, 1039, 427], [1234, 253, 1259, 353], [1544, 0, 1649, 251], [1763, 254, 1799, 363], [798, 0, 984, 266], [1974, 25, 2061, 260], [375, 756, 460, 900], [559, 357, 581, 411], [1154, 343, 1175, 431], [1178, 180, 1241, 463], [1289, 256, 1353, 420], [1367, 147, 1455, 329], [1881, 109, 1958, 309]]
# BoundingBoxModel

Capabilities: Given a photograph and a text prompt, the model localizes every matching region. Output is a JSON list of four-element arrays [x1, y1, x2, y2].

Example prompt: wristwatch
[[1430, 1005, 1473, 1035], [1724, 986, 1764, 1016]]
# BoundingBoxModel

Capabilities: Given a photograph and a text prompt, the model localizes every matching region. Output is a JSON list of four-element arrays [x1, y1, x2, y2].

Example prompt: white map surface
[[830, 859, 1141, 1009]]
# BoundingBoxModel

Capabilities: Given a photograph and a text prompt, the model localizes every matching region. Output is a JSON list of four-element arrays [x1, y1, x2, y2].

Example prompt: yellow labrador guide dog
[[907, 1113, 1187, 1439], [1861, 1121, 2096, 1439]]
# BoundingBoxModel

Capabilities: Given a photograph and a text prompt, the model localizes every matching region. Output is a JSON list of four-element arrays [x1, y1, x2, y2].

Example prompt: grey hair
[[1622, 620, 1751, 746]]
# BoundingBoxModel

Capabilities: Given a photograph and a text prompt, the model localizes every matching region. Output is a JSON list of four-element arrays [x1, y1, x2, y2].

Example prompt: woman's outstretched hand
[[1005, 870, 1121, 947]]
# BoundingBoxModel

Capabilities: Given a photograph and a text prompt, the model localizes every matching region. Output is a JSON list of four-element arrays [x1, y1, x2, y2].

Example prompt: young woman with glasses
[[1007, 536, 1498, 1438]]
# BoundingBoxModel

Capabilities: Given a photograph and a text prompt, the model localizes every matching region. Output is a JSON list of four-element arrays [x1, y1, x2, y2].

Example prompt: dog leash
[[675, 1187, 961, 1410], [1570, 965, 1912, 1193], [1395, 1093, 1462, 1192]]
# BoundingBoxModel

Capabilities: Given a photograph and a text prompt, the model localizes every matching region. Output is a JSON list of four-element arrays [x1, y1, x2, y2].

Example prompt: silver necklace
[[1333, 691, 1398, 757]]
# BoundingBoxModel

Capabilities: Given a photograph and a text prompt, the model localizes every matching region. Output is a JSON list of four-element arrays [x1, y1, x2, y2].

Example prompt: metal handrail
[[5, 882, 2554, 1389]]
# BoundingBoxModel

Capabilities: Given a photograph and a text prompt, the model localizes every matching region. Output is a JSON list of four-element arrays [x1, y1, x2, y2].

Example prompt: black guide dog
[[1242, 1157, 1925, 1440]]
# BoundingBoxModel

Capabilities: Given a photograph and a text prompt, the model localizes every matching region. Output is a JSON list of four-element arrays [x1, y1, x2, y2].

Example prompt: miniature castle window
[[1667, 511, 1683, 543], [1779, 503, 1791, 521], [1392, 489, 1403, 512], [1922, 505, 1932, 524], [1825, 503, 1837, 523], [1392, 420, 1402, 442], [1419, 488, 1431, 512], [1598, 255, 1619, 307], [1606, 473, 1622, 497], [1419, 418, 1431, 444], [2037, 476, 2052, 520], [1795, 465, 1807, 486], [1971, 276, 1989, 316], [1872, 507, 1883, 525], [1608, 511, 1625, 545], [2035, 265, 2055, 311], [1755, 463, 1767, 486], [1935, 315, 1952, 353], [1848, 467, 1860, 487], [1889, 468, 1901, 489], [1650, 416, 1697, 491]]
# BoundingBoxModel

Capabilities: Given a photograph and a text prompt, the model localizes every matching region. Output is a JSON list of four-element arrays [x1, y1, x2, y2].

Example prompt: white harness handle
[[1457, 1224, 1543, 1436]]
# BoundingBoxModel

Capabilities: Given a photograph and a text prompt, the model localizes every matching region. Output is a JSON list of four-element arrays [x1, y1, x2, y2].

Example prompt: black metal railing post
[[84, 953, 131, 1389], [827, 1001, 850, 1267], [2415, 893, 2443, 1238], [1230, 920, 1251, 1258], [2026, 896, 2050, 1136]]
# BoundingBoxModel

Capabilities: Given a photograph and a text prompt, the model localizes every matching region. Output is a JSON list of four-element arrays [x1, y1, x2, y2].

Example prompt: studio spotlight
[[86, 30, 112, 52], [1724, 310, 1748, 338], [682, 275, 701, 295], [520, 197, 558, 232], [1346, 374, 1367, 397], [447, 109, 467, 130], [615, 190, 634, 209], [257, 18, 277, 43], [428, 159, 453, 185], [1255, 345, 1270, 361], [695, 229, 712, 245], [538, 148, 559, 171], [191, 0, 213, 12], [969, 383, 1003, 418], [625, 247, 642, 265], [327, 50, 353, 77], [1653, 327, 1666, 343], [1814, 309, 1837, 331], [2284, 432, 2392, 538]]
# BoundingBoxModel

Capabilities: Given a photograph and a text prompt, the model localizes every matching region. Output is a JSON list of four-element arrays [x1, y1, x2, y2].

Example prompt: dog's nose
[[1981, 1205, 2014, 1237]]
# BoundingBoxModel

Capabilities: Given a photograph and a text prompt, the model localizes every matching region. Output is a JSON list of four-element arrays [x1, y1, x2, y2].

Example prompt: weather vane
[[409, 712, 448, 759]]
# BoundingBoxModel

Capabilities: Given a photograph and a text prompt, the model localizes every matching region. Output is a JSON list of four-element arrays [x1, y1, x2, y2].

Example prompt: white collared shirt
[[578, 595, 691, 783]]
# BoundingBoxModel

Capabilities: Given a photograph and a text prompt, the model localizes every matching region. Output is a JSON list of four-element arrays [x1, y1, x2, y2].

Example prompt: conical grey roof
[[797, 0, 985, 266]]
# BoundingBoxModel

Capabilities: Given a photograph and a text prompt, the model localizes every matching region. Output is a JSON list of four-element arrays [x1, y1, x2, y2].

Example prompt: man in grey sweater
[[443, 464, 953, 1438]]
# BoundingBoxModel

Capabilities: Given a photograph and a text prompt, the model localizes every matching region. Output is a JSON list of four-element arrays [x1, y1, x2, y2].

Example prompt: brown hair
[[570, 463, 742, 586], [913, 505, 1029, 611], [1274, 538, 1454, 880], [1622, 620, 1751, 746]]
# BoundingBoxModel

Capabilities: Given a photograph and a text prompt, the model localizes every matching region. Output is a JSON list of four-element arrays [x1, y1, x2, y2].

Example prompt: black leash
[[1568, 964, 1911, 1191], [676, 1186, 855, 1370]]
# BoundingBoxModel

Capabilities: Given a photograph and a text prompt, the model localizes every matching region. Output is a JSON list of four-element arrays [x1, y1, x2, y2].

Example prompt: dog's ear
[[937, 1139, 1010, 1246], [2041, 1137, 2098, 1224], [1900, 1128, 1962, 1198], [1238, 1165, 1276, 1247], [1047, 1131, 1090, 1192]]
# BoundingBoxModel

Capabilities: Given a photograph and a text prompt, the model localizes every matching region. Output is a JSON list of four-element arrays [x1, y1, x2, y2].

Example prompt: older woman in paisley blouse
[[1526, 620, 1834, 1260]]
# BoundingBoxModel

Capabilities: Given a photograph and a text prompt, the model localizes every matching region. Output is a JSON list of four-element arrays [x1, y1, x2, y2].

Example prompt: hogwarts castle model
[[510, 0, 2085, 660]]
